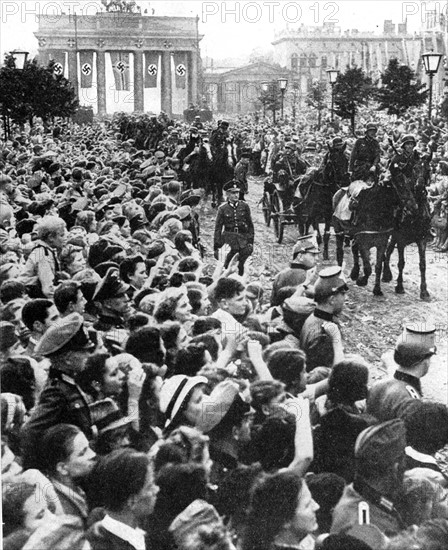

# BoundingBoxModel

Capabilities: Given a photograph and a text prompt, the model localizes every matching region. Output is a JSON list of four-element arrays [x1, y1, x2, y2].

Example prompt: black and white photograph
[[1, 1, 448, 548]]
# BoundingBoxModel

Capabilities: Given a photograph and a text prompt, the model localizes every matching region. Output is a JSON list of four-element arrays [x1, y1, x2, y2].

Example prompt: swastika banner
[[79, 51, 94, 88], [144, 52, 159, 88], [48, 50, 66, 76], [110, 51, 130, 91], [173, 52, 187, 89]]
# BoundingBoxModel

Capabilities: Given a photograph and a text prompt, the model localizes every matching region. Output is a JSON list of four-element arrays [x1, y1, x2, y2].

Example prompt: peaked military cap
[[35, 313, 94, 357], [93, 267, 129, 302], [365, 122, 378, 132], [180, 190, 201, 207], [223, 180, 241, 192], [292, 235, 320, 260], [313, 266, 348, 300], [394, 323, 437, 367]]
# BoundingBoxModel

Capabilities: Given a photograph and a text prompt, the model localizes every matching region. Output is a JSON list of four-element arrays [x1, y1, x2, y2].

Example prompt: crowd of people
[[1, 107, 448, 550]]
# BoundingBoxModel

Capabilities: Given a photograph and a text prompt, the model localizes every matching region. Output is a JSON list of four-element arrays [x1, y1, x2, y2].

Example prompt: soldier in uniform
[[214, 180, 254, 275], [389, 134, 421, 186], [272, 142, 307, 210], [271, 234, 320, 306], [300, 266, 348, 373], [367, 324, 437, 422], [349, 123, 381, 182], [93, 267, 133, 333], [331, 419, 408, 538], [20, 313, 96, 469]]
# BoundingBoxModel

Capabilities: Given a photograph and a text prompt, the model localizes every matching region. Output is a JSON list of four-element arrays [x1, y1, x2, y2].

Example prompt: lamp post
[[278, 77, 288, 120], [3, 50, 29, 140], [422, 50, 443, 120], [326, 68, 339, 122]]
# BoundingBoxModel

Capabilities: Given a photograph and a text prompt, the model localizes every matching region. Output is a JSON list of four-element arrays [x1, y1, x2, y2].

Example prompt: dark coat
[[21, 370, 92, 470]]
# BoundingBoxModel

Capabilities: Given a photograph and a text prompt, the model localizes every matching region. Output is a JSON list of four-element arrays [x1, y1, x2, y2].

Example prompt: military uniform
[[272, 143, 307, 209], [389, 135, 421, 185], [214, 181, 254, 275], [349, 125, 381, 182], [20, 313, 95, 470], [331, 419, 408, 538]]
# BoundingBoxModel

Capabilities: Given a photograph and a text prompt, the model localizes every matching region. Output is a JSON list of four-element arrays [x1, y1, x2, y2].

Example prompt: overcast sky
[[0, 1, 434, 61]]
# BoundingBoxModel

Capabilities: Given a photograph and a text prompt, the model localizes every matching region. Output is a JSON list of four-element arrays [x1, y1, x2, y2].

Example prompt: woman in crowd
[[242, 471, 320, 550]]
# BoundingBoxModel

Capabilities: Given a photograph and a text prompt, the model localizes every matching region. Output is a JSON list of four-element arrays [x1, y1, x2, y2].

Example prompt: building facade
[[35, 11, 202, 116], [271, 21, 429, 97], [203, 62, 288, 115]]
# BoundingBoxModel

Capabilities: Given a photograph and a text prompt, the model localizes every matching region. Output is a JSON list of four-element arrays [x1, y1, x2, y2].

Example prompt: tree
[[0, 55, 78, 132], [306, 80, 327, 129], [333, 67, 374, 132], [258, 83, 281, 123], [377, 58, 428, 116]]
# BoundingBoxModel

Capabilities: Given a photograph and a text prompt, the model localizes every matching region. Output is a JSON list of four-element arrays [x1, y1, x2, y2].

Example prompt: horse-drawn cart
[[262, 176, 304, 244]]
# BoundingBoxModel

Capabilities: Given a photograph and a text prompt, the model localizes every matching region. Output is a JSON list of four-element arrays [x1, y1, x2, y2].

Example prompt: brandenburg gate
[[35, 11, 202, 116]]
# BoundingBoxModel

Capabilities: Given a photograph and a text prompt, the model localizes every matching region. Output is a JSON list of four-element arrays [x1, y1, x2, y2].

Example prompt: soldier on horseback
[[349, 123, 381, 182], [322, 137, 350, 191], [389, 134, 423, 187]]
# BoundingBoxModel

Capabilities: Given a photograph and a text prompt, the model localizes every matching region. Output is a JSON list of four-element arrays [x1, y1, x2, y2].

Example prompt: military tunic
[[214, 200, 254, 275], [349, 136, 381, 181]]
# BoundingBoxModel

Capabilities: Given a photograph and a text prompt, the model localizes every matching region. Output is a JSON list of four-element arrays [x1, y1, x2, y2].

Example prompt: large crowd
[[1, 106, 448, 550]]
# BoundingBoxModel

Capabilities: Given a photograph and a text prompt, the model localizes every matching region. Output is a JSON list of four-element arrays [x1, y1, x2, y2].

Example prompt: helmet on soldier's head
[[284, 141, 296, 151], [401, 134, 416, 147], [365, 123, 378, 132]]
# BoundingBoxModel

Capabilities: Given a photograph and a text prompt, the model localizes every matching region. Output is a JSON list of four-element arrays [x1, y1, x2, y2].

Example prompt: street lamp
[[422, 50, 443, 119], [326, 68, 339, 122], [10, 49, 29, 69], [278, 78, 288, 120]]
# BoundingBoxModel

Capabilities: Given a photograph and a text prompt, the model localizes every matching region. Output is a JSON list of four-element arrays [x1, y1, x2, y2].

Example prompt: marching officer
[[214, 180, 254, 275], [367, 323, 437, 422], [349, 122, 381, 182]]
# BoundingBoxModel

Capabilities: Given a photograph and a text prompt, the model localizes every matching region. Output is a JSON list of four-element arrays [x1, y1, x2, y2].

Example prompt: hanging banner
[[145, 52, 159, 88], [173, 51, 187, 89], [79, 51, 94, 88], [48, 50, 65, 76], [110, 51, 130, 91]]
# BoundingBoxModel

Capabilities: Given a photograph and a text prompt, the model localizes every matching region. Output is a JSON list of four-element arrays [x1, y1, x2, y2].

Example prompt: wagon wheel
[[262, 192, 272, 227], [272, 191, 284, 244]]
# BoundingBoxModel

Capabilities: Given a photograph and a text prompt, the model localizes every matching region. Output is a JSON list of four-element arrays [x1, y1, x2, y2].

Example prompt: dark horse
[[382, 155, 432, 300], [333, 179, 399, 296], [295, 148, 349, 260], [210, 141, 235, 207]]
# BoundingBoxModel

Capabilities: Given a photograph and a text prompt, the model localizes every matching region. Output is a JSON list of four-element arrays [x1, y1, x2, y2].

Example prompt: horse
[[209, 140, 235, 207], [295, 148, 348, 260], [333, 179, 399, 296], [382, 155, 432, 300]]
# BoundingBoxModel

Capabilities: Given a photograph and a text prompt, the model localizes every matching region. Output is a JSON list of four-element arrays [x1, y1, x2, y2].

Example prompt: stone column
[[134, 50, 144, 112], [188, 50, 198, 105], [67, 50, 78, 98], [97, 50, 107, 116], [161, 50, 172, 116]]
